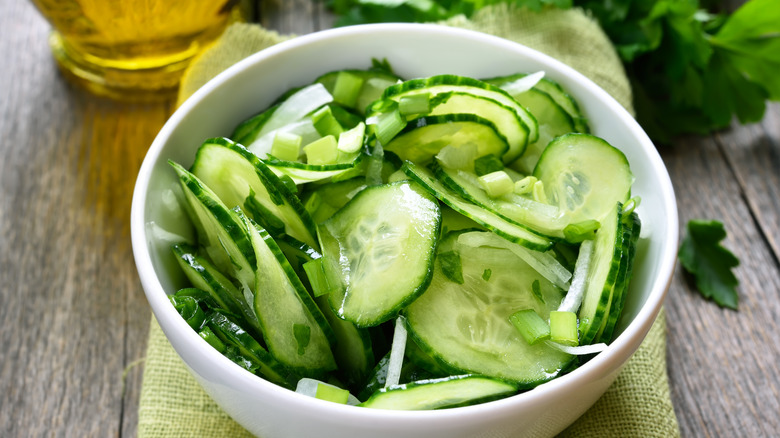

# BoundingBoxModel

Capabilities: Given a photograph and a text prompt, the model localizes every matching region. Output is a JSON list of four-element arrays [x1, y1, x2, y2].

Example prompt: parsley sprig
[[324, 0, 780, 143]]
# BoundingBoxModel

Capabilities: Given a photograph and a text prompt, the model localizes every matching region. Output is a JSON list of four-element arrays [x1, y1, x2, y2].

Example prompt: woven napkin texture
[[138, 5, 680, 437]]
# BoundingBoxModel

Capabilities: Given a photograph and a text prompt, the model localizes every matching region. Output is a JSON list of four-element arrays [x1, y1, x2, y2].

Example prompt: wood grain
[[1, 1, 779, 437]]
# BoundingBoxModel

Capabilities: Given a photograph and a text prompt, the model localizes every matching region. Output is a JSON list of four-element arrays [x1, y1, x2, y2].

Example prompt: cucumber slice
[[264, 153, 365, 185], [360, 375, 518, 410], [402, 161, 554, 252], [383, 114, 508, 165], [190, 138, 319, 250], [533, 77, 590, 134], [172, 244, 262, 340], [319, 181, 441, 327], [533, 133, 633, 225], [206, 310, 300, 390], [381, 75, 538, 158], [433, 162, 566, 240], [597, 210, 641, 343], [577, 203, 624, 344], [169, 161, 256, 289], [241, 213, 337, 374], [424, 91, 529, 161], [405, 237, 572, 386]]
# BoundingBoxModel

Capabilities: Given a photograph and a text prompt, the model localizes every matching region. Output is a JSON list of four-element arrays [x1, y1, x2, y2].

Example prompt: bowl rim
[[131, 22, 679, 422]]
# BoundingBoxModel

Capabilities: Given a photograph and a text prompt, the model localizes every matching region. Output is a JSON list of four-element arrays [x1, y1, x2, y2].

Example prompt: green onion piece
[[509, 309, 551, 345], [302, 258, 331, 297], [478, 170, 514, 198], [332, 71, 364, 108], [312, 106, 344, 138], [482, 268, 492, 281], [532, 180, 548, 203], [369, 108, 405, 146], [550, 311, 578, 346], [293, 323, 311, 355], [474, 154, 504, 176], [513, 175, 537, 195], [315, 382, 350, 404], [622, 196, 641, 216], [398, 93, 431, 117], [337, 121, 365, 154], [303, 135, 338, 165], [270, 132, 302, 162], [198, 326, 227, 353], [563, 220, 601, 243]]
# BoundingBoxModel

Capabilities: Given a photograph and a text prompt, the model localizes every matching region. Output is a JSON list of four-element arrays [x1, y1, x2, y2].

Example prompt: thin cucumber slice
[[360, 375, 518, 410], [533, 77, 590, 133], [383, 114, 508, 165], [170, 161, 256, 289], [381, 75, 539, 157], [577, 203, 624, 345], [206, 310, 301, 390], [320, 181, 441, 327], [433, 162, 566, 240], [241, 213, 337, 374], [533, 134, 633, 225], [424, 91, 529, 161], [402, 161, 554, 252], [172, 244, 262, 340], [190, 138, 319, 250], [405, 238, 571, 386], [265, 153, 365, 185], [597, 210, 641, 343]]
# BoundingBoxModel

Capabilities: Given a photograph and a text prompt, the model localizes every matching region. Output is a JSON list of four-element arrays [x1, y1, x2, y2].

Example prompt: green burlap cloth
[[138, 5, 680, 437]]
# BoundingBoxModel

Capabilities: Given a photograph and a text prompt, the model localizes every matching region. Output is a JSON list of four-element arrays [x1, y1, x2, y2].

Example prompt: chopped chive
[[337, 122, 365, 154], [531, 279, 545, 304], [478, 170, 514, 198], [303, 258, 331, 297], [482, 268, 492, 281], [563, 220, 601, 243], [303, 135, 339, 165], [368, 107, 405, 146], [315, 382, 350, 404], [513, 175, 538, 195], [550, 311, 579, 346], [532, 180, 548, 203], [312, 106, 344, 138], [398, 93, 431, 117], [332, 71, 364, 108], [270, 132, 302, 162], [509, 309, 551, 345], [474, 154, 504, 176]]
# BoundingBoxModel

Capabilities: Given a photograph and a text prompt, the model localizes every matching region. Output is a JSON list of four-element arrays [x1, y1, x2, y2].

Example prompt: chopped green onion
[[303, 258, 331, 297], [270, 132, 302, 162], [398, 93, 431, 117], [513, 175, 538, 195], [315, 382, 350, 404], [509, 309, 551, 345], [482, 268, 492, 281], [563, 220, 601, 243], [532, 180, 548, 203], [622, 196, 641, 216], [439, 250, 464, 284], [549, 311, 578, 346], [332, 71, 364, 108], [474, 154, 505, 176], [303, 135, 338, 165], [293, 323, 311, 355], [312, 105, 344, 138], [198, 326, 227, 353], [478, 170, 514, 198], [368, 107, 405, 146], [337, 122, 365, 154]]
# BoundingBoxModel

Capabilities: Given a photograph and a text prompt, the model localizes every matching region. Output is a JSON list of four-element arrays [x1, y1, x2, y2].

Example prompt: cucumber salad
[[164, 60, 641, 410]]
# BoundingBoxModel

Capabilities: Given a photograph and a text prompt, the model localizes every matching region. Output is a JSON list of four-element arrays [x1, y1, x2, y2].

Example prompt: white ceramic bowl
[[131, 23, 678, 438]]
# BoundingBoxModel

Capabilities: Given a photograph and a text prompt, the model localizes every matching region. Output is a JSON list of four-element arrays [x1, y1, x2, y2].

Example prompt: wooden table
[[1, 1, 777, 436]]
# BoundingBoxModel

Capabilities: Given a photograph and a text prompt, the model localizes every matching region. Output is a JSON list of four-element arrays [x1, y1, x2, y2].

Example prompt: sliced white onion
[[499, 71, 545, 96], [145, 221, 191, 246], [257, 83, 333, 139], [248, 118, 320, 158], [558, 239, 594, 313], [545, 340, 608, 355], [384, 315, 408, 388]]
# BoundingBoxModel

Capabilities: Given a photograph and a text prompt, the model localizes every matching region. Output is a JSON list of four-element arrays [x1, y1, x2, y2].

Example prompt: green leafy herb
[[439, 250, 465, 284], [323, 0, 780, 142], [677, 220, 739, 309]]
